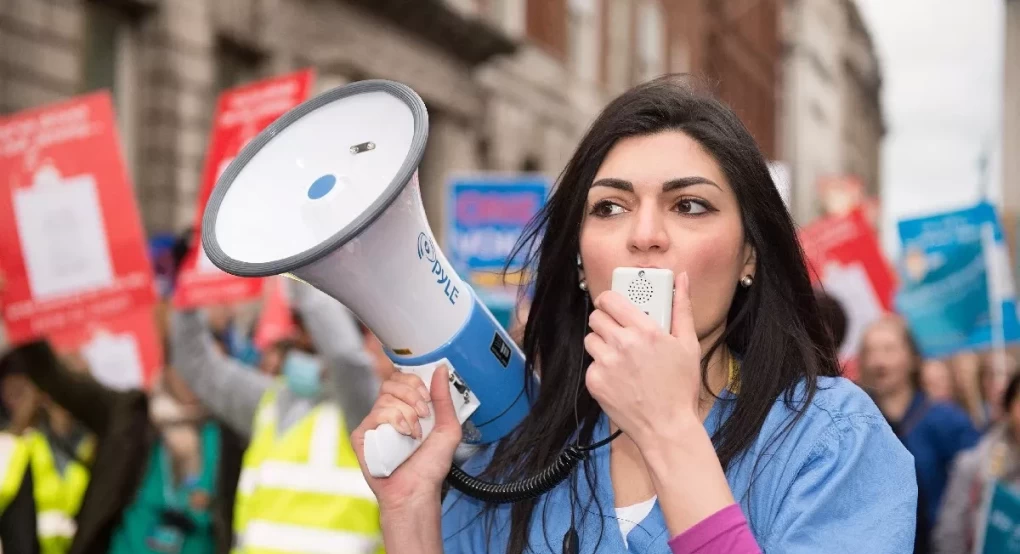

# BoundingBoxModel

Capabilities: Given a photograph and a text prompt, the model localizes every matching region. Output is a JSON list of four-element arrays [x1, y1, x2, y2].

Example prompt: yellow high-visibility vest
[[27, 431, 93, 554], [232, 386, 383, 554], [0, 432, 31, 516]]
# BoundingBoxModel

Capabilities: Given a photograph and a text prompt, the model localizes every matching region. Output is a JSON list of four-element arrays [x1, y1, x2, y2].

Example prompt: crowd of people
[[0, 239, 399, 553], [857, 315, 1019, 553], [0, 75, 1016, 553]]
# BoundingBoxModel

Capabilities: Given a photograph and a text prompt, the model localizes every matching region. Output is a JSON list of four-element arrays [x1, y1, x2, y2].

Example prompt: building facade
[[1005, 0, 1020, 281], [0, 0, 782, 241], [779, 0, 883, 225]]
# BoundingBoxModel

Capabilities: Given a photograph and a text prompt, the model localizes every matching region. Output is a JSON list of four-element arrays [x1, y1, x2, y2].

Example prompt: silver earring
[[579, 279, 588, 291], [740, 275, 753, 288], [576, 253, 582, 267]]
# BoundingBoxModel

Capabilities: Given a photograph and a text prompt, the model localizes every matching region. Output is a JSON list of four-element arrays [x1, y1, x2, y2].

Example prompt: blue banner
[[979, 482, 1020, 553], [896, 202, 1020, 358], [445, 174, 550, 328]]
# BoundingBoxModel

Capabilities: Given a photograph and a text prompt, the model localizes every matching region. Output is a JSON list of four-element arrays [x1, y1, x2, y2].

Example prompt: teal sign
[[979, 482, 1020, 553]]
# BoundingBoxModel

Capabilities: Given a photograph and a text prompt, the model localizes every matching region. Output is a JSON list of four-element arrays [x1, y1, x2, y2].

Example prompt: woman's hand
[[583, 271, 702, 448], [352, 365, 462, 512], [585, 272, 738, 536]]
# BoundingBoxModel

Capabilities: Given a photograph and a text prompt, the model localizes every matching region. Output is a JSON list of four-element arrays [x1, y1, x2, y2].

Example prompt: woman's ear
[[741, 245, 757, 279]]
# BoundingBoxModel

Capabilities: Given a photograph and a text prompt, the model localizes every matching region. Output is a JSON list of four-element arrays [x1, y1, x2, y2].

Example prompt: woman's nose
[[628, 206, 670, 252]]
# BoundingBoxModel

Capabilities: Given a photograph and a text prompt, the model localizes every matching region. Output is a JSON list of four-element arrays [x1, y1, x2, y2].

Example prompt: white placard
[[13, 166, 114, 299], [822, 261, 885, 360], [81, 330, 144, 391]]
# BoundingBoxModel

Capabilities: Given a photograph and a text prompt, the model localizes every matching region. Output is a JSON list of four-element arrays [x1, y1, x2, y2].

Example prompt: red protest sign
[[800, 208, 897, 380], [48, 307, 163, 391], [174, 68, 315, 308], [0, 92, 156, 343], [253, 276, 296, 351]]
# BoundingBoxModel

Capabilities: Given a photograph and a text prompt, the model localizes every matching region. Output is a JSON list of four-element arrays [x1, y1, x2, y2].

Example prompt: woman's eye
[[676, 199, 709, 215], [590, 200, 625, 217]]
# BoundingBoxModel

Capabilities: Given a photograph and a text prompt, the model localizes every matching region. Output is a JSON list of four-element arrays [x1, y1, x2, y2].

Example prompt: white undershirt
[[615, 496, 658, 547]]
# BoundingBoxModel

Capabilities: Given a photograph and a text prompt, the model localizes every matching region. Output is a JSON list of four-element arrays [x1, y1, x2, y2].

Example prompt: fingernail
[[416, 401, 430, 418], [419, 386, 430, 402], [415, 422, 423, 440], [681, 271, 689, 289], [397, 420, 411, 435]]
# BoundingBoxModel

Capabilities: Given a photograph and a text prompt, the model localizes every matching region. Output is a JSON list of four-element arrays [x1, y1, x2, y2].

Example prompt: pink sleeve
[[667, 504, 762, 554]]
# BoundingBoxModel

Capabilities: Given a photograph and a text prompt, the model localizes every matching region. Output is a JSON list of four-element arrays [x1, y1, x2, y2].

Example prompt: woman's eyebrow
[[590, 176, 721, 192]]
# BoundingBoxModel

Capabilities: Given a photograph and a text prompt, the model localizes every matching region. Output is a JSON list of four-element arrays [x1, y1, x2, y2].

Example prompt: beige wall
[[1004, 0, 1020, 214]]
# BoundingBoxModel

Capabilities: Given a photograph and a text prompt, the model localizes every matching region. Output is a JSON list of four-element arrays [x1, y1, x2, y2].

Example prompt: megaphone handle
[[364, 359, 479, 478]]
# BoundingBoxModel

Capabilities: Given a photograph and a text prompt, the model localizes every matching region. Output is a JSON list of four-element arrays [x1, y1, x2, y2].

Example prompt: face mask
[[283, 351, 322, 398]]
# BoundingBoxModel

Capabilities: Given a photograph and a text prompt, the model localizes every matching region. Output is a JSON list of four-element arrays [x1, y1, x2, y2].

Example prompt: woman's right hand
[[352, 365, 462, 511]]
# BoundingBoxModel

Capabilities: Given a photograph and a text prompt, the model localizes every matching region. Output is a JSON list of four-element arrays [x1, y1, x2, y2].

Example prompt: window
[[82, 3, 140, 179], [526, 0, 568, 59], [567, 0, 599, 82], [605, 0, 631, 90], [636, 0, 665, 82], [215, 38, 264, 93]]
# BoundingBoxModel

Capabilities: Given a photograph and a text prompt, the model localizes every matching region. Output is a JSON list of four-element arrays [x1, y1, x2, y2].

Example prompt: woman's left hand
[[583, 272, 702, 447]]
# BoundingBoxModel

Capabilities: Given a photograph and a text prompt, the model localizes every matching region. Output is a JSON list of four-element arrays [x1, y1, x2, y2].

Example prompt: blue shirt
[[442, 376, 917, 553], [894, 391, 981, 525]]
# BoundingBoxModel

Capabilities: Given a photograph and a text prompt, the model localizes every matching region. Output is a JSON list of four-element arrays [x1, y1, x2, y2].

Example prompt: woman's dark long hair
[[474, 75, 841, 553]]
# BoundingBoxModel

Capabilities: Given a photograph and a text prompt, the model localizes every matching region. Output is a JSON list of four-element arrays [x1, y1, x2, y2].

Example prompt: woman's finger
[[588, 309, 622, 346], [381, 379, 431, 418], [377, 395, 424, 439], [388, 372, 431, 402], [596, 290, 658, 332], [583, 331, 612, 362]]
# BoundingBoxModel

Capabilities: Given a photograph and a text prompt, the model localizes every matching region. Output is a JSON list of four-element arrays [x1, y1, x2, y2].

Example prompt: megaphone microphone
[[201, 80, 607, 504]]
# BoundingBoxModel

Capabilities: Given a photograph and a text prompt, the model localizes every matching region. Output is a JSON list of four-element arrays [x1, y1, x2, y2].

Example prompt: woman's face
[[859, 320, 916, 396], [578, 131, 754, 342], [920, 359, 954, 402], [1009, 390, 1020, 432]]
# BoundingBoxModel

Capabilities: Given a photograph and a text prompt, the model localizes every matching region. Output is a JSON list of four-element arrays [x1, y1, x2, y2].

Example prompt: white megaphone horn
[[202, 80, 590, 503]]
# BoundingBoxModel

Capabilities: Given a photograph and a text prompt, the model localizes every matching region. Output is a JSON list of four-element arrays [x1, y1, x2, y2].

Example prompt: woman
[[351, 76, 917, 553], [935, 372, 1020, 552], [859, 316, 981, 552]]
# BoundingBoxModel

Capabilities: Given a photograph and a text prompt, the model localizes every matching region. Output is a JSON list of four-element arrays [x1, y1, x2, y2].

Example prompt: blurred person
[[0, 343, 96, 554], [1, 341, 228, 554], [1, 357, 41, 435], [0, 352, 39, 554], [171, 277, 382, 554], [935, 372, 1020, 553], [24, 396, 95, 554], [814, 288, 849, 353], [353, 76, 916, 553], [356, 321, 395, 382], [860, 316, 981, 552], [920, 359, 956, 403], [952, 351, 992, 430], [977, 351, 1017, 427], [257, 339, 299, 378]]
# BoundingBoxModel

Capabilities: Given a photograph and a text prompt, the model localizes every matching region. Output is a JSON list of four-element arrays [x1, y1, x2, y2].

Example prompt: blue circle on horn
[[307, 174, 336, 199]]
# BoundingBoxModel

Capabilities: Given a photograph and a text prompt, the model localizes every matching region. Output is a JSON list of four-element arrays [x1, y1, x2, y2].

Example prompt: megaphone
[[202, 80, 605, 504]]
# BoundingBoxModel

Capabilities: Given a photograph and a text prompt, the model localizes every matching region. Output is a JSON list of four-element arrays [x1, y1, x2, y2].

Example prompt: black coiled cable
[[444, 429, 622, 504]]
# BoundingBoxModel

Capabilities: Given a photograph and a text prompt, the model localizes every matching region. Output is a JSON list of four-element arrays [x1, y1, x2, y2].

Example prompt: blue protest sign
[[896, 202, 1020, 358], [445, 173, 550, 322]]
